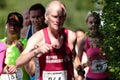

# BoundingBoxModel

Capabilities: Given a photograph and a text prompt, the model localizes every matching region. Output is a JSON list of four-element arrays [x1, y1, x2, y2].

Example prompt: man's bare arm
[[16, 31, 43, 75]]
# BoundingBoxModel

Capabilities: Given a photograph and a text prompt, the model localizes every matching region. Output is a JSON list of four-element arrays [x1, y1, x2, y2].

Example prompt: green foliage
[[101, 0, 120, 79]]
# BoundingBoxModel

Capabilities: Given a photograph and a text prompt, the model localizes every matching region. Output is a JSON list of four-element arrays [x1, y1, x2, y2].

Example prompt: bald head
[[46, 0, 66, 16]]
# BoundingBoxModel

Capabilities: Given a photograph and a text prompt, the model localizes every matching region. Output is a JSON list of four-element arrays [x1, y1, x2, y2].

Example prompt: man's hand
[[3, 65, 17, 74]]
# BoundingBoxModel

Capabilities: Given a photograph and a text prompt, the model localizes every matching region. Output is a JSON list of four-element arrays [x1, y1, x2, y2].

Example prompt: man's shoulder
[[67, 29, 76, 42], [28, 29, 43, 42], [33, 29, 43, 35]]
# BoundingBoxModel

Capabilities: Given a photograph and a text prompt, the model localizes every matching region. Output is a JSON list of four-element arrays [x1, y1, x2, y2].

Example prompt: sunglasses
[[9, 15, 19, 22]]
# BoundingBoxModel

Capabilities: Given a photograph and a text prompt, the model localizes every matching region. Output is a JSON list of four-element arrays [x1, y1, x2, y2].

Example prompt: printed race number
[[1, 73, 17, 80], [43, 70, 67, 80], [91, 60, 108, 73]]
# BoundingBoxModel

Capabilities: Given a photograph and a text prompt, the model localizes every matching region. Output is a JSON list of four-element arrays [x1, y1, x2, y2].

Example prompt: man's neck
[[47, 27, 63, 38]]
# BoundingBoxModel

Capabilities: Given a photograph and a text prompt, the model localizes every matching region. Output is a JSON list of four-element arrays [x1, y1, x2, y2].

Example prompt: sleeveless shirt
[[38, 28, 73, 80], [0, 37, 30, 80], [85, 36, 109, 79]]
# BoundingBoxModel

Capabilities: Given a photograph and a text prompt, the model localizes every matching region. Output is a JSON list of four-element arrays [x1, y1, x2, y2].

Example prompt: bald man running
[[16, 1, 80, 80]]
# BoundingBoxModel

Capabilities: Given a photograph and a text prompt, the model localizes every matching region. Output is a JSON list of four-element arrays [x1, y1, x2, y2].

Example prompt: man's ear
[[45, 13, 48, 24]]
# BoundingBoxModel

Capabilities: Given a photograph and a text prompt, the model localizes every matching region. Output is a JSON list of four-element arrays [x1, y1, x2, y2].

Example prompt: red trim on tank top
[[43, 28, 69, 49], [43, 28, 51, 44]]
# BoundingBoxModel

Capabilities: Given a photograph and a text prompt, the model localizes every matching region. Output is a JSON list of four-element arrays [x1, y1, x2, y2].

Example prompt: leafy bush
[[101, 0, 120, 79]]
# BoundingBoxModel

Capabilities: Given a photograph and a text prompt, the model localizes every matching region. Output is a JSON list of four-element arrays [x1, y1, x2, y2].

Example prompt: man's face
[[30, 10, 44, 28], [45, 6, 66, 31]]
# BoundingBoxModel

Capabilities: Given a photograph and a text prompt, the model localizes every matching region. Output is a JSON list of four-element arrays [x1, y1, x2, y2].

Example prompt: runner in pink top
[[0, 42, 6, 74], [85, 36, 109, 79], [77, 11, 109, 80]]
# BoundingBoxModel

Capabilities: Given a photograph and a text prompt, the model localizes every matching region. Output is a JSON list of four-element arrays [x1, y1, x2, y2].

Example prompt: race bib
[[1, 73, 17, 80], [91, 60, 108, 73], [16, 68, 23, 80], [0, 68, 23, 80], [43, 70, 67, 80]]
